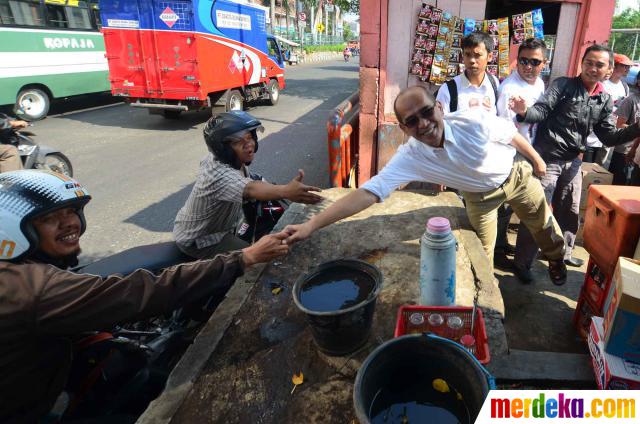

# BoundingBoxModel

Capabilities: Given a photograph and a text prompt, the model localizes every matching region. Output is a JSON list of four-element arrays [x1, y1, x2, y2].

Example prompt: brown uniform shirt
[[0, 252, 245, 422]]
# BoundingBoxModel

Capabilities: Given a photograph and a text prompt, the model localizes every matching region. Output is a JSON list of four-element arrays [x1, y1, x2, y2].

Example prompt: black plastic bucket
[[292, 259, 383, 356], [353, 334, 494, 423]]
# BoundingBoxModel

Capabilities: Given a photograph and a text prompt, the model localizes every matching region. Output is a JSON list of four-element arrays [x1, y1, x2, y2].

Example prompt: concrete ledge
[[488, 349, 595, 384], [137, 264, 267, 424]]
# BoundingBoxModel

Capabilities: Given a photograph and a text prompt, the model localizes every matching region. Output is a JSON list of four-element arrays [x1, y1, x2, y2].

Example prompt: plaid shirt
[[173, 153, 251, 250]]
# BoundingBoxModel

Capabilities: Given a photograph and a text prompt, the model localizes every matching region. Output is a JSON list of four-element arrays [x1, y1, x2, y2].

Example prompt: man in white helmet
[[0, 170, 289, 422]]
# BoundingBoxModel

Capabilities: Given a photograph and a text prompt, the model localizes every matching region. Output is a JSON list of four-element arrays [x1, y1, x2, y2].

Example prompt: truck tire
[[266, 80, 279, 106], [225, 89, 244, 111], [163, 110, 182, 119], [16, 88, 50, 121]]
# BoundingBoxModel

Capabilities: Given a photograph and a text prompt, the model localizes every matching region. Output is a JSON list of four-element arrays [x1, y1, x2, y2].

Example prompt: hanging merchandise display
[[483, 19, 500, 77], [410, 4, 548, 84]]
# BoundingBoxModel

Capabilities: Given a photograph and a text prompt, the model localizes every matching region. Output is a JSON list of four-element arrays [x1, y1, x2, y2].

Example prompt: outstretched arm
[[244, 169, 322, 204], [284, 188, 379, 244], [510, 132, 546, 177]]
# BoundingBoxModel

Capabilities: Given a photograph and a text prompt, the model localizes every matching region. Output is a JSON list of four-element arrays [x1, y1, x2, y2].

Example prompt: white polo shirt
[[436, 72, 500, 114], [361, 109, 517, 197], [497, 71, 545, 143]]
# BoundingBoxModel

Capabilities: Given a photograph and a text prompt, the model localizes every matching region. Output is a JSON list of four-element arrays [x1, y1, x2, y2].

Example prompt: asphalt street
[[33, 58, 359, 263]]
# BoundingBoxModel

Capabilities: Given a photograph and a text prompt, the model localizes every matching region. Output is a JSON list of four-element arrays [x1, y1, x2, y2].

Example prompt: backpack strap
[[446, 79, 458, 112], [622, 80, 629, 97], [486, 72, 499, 106]]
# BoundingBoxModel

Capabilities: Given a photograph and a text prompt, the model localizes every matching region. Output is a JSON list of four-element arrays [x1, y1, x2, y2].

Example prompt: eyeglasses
[[402, 105, 435, 128], [518, 57, 543, 67]]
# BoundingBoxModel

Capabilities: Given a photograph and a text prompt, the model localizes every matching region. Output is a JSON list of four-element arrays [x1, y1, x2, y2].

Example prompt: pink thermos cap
[[427, 217, 451, 234]]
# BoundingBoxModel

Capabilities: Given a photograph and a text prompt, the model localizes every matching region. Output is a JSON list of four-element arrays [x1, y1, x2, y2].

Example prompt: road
[[34, 59, 359, 263]]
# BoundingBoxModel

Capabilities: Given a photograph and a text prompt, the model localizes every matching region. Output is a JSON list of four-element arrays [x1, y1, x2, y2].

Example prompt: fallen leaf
[[292, 372, 304, 385], [291, 372, 304, 394], [271, 287, 283, 295]]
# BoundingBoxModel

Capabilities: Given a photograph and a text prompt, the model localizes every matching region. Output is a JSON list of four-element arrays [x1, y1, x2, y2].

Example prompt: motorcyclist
[[0, 113, 27, 172], [343, 46, 351, 61], [173, 111, 323, 259], [0, 169, 290, 422]]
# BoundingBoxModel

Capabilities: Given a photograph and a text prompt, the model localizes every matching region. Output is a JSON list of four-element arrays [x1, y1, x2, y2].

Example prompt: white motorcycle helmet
[[0, 170, 91, 262]]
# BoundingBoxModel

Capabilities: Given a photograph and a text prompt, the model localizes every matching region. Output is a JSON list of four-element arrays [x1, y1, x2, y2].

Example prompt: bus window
[[0, 0, 45, 26], [45, 1, 93, 30]]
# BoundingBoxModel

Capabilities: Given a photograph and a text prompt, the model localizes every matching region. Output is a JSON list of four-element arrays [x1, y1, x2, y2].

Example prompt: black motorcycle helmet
[[204, 111, 264, 169]]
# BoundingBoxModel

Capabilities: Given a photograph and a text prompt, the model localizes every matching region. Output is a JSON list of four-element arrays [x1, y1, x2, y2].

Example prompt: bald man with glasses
[[284, 86, 568, 285]]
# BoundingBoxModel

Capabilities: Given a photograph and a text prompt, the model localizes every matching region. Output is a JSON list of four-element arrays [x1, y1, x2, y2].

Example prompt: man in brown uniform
[[0, 170, 289, 422]]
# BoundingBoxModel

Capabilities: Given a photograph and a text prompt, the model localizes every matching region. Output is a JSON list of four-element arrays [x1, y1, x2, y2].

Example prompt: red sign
[[160, 7, 179, 28], [298, 12, 306, 22]]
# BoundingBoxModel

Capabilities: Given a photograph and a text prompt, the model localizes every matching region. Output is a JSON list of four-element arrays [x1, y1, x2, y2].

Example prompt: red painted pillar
[[567, 0, 616, 76], [358, 0, 387, 184]]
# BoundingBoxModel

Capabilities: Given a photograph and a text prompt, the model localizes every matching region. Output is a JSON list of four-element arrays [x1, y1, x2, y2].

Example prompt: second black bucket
[[353, 334, 494, 424], [293, 259, 383, 356]]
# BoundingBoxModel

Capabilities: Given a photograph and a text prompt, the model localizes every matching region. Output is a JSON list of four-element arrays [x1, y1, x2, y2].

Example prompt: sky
[[615, 0, 640, 14]]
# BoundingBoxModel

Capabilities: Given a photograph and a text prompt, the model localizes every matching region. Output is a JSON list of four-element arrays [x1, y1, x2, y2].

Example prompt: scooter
[[14, 128, 74, 177], [1, 112, 73, 176]]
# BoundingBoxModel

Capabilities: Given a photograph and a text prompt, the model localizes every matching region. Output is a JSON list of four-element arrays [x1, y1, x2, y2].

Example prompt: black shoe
[[495, 243, 516, 256], [548, 260, 567, 286], [564, 257, 585, 267], [513, 263, 534, 284]]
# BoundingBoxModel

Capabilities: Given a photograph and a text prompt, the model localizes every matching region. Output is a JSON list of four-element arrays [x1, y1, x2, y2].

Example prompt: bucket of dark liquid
[[292, 259, 383, 356], [353, 334, 493, 424]]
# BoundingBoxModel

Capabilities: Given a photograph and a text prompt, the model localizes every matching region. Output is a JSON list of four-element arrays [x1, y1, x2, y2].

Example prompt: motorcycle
[[1, 113, 73, 176], [54, 176, 287, 420], [237, 173, 289, 243], [60, 243, 197, 421]]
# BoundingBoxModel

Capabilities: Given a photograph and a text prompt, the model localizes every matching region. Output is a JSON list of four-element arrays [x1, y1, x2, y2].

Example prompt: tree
[[610, 8, 640, 61]]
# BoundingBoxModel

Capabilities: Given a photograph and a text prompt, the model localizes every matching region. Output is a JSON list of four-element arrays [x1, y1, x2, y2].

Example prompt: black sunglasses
[[518, 57, 543, 67], [402, 105, 435, 128]]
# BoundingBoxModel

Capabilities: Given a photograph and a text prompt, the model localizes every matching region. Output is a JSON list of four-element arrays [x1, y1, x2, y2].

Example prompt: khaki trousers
[[460, 157, 565, 268], [0, 144, 22, 173]]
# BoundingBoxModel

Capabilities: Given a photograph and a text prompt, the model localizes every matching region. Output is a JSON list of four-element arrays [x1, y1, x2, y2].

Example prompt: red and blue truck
[[99, 0, 286, 118]]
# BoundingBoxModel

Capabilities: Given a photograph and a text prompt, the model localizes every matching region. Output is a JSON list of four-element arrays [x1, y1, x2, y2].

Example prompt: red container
[[573, 288, 603, 341], [394, 305, 490, 364], [583, 185, 640, 276], [583, 257, 613, 310]]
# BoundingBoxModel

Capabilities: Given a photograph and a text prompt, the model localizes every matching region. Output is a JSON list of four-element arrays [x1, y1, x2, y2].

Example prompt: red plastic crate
[[394, 305, 490, 364], [573, 288, 603, 341], [583, 257, 613, 310]]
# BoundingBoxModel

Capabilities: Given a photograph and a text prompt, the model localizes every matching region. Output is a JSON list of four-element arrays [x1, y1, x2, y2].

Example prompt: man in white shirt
[[283, 86, 568, 285], [589, 54, 633, 167], [497, 38, 547, 143], [604, 53, 632, 108], [436, 32, 499, 114], [497, 38, 547, 283], [606, 53, 634, 182]]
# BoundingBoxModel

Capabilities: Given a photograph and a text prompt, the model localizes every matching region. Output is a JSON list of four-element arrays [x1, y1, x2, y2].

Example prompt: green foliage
[[303, 43, 346, 54], [333, 0, 359, 14], [610, 8, 640, 61], [343, 24, 353, 42]]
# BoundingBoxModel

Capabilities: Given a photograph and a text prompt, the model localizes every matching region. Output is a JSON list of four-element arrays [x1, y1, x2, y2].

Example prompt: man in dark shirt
[[509, 44, 640, 281]]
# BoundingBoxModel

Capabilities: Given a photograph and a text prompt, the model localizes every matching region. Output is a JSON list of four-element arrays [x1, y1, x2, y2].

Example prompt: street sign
[[298, 12, 306, 22], [325, 4, 334, 12]]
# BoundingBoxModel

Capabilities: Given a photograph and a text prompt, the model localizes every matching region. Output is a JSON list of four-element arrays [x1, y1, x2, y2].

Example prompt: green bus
[[0, 0, 109, 120]]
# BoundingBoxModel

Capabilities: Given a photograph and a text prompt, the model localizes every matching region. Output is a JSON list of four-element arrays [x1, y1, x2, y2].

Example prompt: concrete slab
[[139, 189, 507, 423], [488, 349, 595, 385], [494, 229, 589, 354]]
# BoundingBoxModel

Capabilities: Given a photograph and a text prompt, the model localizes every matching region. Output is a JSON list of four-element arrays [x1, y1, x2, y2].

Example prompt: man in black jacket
[[509, 44, 640, 281]]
